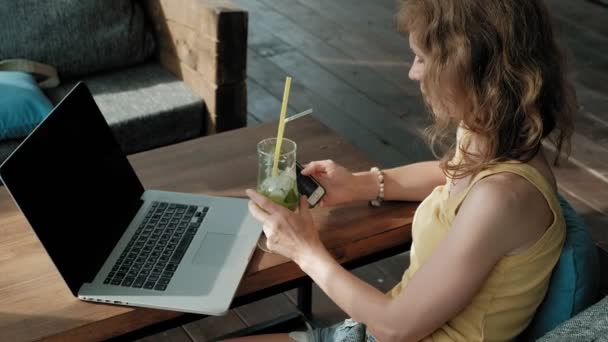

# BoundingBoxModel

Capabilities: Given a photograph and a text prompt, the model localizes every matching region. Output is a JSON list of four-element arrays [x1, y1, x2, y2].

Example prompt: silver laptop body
[[79, 190, 261, 315]]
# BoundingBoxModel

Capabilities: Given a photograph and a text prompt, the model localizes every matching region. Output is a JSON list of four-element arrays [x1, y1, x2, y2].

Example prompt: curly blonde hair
[[398, 0, 576, 179]]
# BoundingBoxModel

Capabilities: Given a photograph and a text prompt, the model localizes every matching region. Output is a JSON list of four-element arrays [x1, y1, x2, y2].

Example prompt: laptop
[[0, 82, 262, 315]]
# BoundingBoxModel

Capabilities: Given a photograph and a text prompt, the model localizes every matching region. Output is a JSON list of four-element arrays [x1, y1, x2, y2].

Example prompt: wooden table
[[0, 117, 416, 341]]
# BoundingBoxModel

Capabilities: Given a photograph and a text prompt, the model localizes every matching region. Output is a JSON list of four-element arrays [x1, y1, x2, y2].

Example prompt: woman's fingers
[[247, 190, 319, 260], [262, 219, 278, 240], [301, 160, 332, 176], [247, 192, 288, 238], [248, 199, 270, 222], [246, 189, 285, 214], [262, 216, 286, 252], [298, 196, 311, 217]]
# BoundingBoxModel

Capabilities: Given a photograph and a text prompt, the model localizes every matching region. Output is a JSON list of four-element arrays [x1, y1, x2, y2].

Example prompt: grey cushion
[[0, 0, 155, 78], [0, 63, 204, 165], [44, 63, 206, 155], [0, 63, 205, 184], [537, 296, 608, 341]]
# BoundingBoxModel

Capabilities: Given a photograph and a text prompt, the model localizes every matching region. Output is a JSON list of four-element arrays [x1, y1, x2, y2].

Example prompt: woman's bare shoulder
[[465, 172, 553, 255]]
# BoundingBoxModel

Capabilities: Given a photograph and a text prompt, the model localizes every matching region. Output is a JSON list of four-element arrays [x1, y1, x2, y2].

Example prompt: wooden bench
[[142, 0, 248, 133]]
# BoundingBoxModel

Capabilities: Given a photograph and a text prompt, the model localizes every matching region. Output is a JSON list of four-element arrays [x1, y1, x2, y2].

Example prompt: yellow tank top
[[388, 150, 566, 341]]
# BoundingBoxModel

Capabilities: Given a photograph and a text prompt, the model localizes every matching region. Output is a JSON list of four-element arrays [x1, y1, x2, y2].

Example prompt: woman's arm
[[295, 175, 544, 341], [303, 160, 445, 205], [353, 161, 446, 202]]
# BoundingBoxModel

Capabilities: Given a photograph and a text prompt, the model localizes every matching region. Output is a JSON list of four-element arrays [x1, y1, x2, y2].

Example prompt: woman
[[228, 0, 576, 341]]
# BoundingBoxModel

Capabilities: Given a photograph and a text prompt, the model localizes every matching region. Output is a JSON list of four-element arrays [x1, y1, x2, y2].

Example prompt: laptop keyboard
[[103, 201, 208, 291]]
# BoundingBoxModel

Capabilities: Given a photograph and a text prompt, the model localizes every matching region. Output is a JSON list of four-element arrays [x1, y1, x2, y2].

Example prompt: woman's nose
[[409, 62, 422, 81]]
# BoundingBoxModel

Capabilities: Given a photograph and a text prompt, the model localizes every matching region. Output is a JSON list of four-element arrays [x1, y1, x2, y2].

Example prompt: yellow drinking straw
[[271, 76, 292, 177]]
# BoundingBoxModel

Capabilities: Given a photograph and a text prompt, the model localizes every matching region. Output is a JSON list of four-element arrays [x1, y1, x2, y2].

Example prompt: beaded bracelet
[[369, 166, 385, 207]]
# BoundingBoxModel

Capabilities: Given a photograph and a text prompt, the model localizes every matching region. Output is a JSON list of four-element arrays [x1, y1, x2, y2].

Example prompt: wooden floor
[[139, 0, 608, 340]]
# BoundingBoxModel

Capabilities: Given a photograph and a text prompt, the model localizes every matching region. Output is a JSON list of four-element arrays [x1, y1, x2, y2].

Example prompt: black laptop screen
[[0, 83, 145, 295]]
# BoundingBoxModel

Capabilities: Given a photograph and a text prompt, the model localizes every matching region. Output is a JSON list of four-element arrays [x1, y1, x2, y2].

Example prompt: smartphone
[[296, 161, 326, 208]]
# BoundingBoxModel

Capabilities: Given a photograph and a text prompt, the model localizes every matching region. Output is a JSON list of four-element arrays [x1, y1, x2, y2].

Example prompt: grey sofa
[[538, 296, 608, 341], [0, 0, 247, 161]]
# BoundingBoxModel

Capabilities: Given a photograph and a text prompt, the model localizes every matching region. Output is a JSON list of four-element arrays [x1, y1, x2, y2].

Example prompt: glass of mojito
[[256, 137, 299, 253], [257, 137, 299, 211]]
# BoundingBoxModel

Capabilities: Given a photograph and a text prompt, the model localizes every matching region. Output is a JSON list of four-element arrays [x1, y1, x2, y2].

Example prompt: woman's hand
[[246, 189, 328, 264], [301, 160, 360, 206]]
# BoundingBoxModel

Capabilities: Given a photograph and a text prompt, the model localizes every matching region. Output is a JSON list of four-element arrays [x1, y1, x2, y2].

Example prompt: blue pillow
[[523, 194, 600, 340], [0, 71, 53, 140]]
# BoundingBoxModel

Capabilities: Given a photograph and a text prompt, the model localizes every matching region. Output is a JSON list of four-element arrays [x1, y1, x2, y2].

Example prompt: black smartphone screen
[[296, 162, 321, 197], [295, 162, 326, 207]]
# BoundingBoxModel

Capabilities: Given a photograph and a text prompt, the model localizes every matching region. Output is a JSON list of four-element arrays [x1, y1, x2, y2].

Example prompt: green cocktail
[[257, 138, 299, 211], [257, 175, 299, 210]]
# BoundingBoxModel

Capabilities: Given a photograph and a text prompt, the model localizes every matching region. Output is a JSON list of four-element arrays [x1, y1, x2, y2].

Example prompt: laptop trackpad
[[193, 232, 235, 266]]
